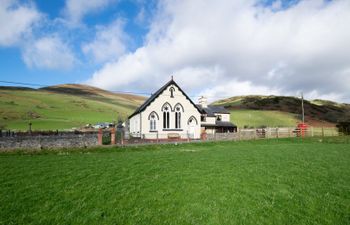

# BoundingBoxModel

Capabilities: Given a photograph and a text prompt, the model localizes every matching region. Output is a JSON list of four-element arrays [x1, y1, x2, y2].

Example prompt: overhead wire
[[0, 80, 246, 99]]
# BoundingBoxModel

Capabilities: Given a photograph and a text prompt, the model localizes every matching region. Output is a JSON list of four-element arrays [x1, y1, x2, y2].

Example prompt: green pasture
[[0, 138, 349, 225], [230, 109, 299, 128]]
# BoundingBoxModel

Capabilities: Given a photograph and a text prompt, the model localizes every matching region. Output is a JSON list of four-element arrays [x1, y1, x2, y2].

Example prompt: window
[[170, 87, 175, 98], [188, 116, 198, 125], [150, 114, 156, 131], [162, 105, 170, 129], [216, 115, 222, 121], [175, 106, 181, 129], [148, 112, 159, 131], [201, 115, 206, 122]]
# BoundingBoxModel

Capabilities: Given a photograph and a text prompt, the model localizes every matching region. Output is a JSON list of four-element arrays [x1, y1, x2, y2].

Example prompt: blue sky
[[1, 0, 350, 102], [0, 0, 154, 86]]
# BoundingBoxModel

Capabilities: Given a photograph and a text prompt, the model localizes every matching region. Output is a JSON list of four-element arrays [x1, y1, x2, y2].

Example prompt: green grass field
[[230, 109, 299, 128], [0, 88, 142, 130], [1, 138, 349, 225]]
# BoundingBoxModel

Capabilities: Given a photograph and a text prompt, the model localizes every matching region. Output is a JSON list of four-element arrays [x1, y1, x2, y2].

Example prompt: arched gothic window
[[175, 106, 182, 129], [149, 112, 158, 131], [170, 87, 175, 98], [188, 116, 198, 125], [174, 103, 184, 112], [162, 104, 170, 129]]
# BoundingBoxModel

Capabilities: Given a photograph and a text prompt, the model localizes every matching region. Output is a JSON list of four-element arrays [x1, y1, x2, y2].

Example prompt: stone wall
[[207, 133, 239, 141], [0, 133, 98, 151]]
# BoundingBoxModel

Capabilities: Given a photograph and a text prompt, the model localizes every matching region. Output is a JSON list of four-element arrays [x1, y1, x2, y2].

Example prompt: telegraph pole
[[301, 92, 305, 123]]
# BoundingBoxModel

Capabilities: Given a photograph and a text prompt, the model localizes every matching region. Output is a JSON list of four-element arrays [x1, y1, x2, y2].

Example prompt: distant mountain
[[0, 84, 146, 131], [40, 84, 145, 107], [212, 95, 350, 127]]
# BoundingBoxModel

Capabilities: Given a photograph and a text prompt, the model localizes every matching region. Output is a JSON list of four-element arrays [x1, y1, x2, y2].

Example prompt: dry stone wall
[[0, 133, 98, 151]]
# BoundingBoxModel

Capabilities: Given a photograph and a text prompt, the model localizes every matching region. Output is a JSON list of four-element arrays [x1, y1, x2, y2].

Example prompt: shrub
[[336, 121, 350, 135]]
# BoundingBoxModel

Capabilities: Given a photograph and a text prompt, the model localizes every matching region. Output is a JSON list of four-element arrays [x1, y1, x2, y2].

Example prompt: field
[[214, 95, 350, 126], [230, 109, 299, 128], [1, 138, 349, 225], [0, 86, 144, 130]]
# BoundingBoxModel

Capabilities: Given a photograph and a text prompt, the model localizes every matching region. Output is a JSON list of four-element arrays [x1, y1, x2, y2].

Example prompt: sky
[[1, 0, 350, 103]]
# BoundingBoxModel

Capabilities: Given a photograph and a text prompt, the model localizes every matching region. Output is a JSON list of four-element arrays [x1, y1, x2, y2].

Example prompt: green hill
[[0, 84, 146, 131], [213, 95, 350, 128], [229, 110, 299, 128]]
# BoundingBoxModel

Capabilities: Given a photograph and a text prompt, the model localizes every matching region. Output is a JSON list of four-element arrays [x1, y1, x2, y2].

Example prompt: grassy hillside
[[213, 95, 350, 127], [1, 138, 349, 224], [230, 110, 299, 128], [0, 85, 145, 131]]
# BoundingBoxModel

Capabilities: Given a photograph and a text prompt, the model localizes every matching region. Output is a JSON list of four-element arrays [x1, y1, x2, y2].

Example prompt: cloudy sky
[[1, 0, 350, 103]]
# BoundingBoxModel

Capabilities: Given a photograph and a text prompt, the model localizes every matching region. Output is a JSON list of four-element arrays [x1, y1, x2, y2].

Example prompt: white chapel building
[[128, 78, 236, 139]]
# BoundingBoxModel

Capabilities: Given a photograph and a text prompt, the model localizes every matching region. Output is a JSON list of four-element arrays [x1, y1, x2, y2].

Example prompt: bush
[[336, 121, 350, 135]]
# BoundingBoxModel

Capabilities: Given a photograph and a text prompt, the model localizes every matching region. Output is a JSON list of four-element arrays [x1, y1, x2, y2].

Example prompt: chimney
[[198, 96, 208, 108]]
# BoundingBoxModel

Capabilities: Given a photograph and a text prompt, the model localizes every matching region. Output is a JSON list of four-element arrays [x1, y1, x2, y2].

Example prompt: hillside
[[0, 84, 146, 131], [213, 95, 350, 127]]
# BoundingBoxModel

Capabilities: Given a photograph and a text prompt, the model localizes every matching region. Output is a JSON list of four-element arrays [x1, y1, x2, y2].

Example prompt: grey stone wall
[[0, 133, 98, 151], [207, 133, 239, 141]]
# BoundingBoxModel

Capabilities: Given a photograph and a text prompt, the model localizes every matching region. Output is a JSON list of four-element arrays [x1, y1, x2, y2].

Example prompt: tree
[[336, 121, 350, 135]]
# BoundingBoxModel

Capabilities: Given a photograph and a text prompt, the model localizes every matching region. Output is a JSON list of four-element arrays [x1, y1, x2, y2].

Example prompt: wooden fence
[[206, 127, 341, 141]]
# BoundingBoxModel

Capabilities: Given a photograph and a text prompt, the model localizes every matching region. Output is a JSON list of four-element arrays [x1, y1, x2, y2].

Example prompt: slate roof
[[216, 121, 237, 128], [128, 79, 201, 119], [196, 104, 230, 117], [201, 121, 237, 128]]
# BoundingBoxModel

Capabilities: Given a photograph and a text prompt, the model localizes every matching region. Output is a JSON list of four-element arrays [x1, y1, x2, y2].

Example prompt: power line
[[0, 79, 276, 99], [109, 90, 152, 96], [0, 80, 152, 96], [0, 80, 48, 87]]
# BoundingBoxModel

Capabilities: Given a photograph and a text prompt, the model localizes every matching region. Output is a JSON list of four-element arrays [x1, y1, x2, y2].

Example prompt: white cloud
[[87, 0, 350, 103], [303, 90, 344, 103], [63, 0, 116, 25], [82, 19, 128, 63], [199, 80, 281, 103], [0, 0, 41, 46], [22, 36, 77, 70]]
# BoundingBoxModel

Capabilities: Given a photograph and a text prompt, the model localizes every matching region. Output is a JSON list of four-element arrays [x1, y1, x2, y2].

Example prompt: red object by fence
[[297, 123, 308, 137]]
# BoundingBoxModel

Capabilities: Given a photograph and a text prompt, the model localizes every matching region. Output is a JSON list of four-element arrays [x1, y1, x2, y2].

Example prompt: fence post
[[276, 128, 279, 139], [111, 128, 116, 145], [98, 128, 103, 145], [121, 130, 124, 145], [254, 129, 257, 140], [322, 127, 324, 137], [288, 128, 291, 138], [157, 131, 159, 143]]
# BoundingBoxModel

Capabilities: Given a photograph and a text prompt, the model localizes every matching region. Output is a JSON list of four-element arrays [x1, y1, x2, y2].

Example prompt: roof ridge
[[128, 79, 201, 118]]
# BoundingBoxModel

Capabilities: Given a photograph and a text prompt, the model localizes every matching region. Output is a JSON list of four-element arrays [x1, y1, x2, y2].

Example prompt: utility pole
[[301, 92, 305, 123]]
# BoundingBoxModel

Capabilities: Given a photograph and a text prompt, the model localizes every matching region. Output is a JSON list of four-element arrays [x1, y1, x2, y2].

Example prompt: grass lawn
[[230, 109, 299, 128], [0, 138, 349, 225]]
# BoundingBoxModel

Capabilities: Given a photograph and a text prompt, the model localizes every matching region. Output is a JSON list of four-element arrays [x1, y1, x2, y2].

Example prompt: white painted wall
[[201, 116, 216, 125], [215, 113, 230, 122], [129, 113, 141, 137]]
